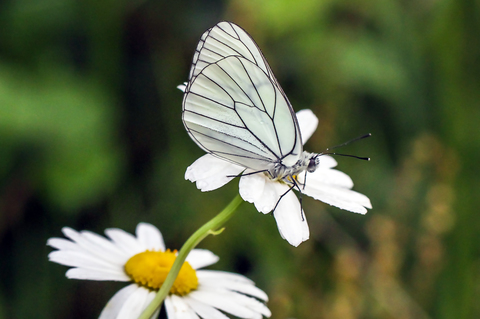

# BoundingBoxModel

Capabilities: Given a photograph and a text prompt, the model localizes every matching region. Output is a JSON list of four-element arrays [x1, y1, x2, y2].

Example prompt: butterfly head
[[306, 154, 321, 173]]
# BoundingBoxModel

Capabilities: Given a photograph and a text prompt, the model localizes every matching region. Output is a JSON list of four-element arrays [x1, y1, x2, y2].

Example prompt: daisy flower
[[184, 109, 372, 247], [47, 223, 271, 319]]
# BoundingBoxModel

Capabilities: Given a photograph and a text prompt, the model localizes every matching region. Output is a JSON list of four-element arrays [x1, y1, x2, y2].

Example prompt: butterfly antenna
[[324, 153, 370, 161], [326, 133, 371, 151], [322, 133, 371, 161]]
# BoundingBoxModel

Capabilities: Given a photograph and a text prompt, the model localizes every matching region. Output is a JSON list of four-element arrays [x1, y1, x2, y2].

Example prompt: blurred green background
[[1, 0, 479, 318]]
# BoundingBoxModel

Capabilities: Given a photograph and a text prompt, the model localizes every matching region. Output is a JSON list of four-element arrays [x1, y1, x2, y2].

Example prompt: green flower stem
[[139, 194, 243, 319]]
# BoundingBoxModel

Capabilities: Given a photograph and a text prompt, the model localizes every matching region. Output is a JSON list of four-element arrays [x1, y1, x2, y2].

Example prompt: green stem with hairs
[[139, 194, 243, 319]]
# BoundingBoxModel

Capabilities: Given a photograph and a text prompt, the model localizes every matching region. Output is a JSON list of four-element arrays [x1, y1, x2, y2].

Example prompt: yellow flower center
[[124, 249, 198, 295]]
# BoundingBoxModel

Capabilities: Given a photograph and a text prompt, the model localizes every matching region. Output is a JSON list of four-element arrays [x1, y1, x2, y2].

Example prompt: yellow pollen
[[282, 175, 298, 185], [124, 249, 198, 295]]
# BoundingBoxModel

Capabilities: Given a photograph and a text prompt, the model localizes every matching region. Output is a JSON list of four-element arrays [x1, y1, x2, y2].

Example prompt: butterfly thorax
[[268, 151, 320, 182]]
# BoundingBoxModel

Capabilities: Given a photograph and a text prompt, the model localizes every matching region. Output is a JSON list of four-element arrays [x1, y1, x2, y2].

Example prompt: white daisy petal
[[166, 295, 200, 319], [61, 228, 127, 265], [115, 286, 156, 319], [188, 290, 258, 319], [104, 228, 144, 256], [99, 283, 138, 319], [60, 227, 81, 241], [136, 222, 166, 252], [239, 172, 266, 204], [197, 271, 268, 301], [80, 231, 129, 265], [185, 154, 244, 192], [48, 250, 121, 272], [223, 281, 268, 301], [296, 109, 318, 144], [298, 167, 354, 189], [182, 296, 229, 319], [186, 249, 219, 269], [177, 83, 187, 92], [65, 267, 130, 281], [47, 237, 80, 251], [219, 291, 271, 318], [303, 182, 372, 214], [164, 297, 177, 319], [272, 187, 309, 247], [318, 155, 337, 168], [248, 178, 284, 214]]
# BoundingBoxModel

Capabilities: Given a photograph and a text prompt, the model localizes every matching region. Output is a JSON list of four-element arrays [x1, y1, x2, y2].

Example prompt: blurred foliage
[[0, 0, 479, 318]]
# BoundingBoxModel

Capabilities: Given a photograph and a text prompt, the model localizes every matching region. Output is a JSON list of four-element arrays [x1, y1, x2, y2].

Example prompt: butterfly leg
[[226, 169, 269, 179], [272, 184, 296, 213], [272, 177, 305, 221]]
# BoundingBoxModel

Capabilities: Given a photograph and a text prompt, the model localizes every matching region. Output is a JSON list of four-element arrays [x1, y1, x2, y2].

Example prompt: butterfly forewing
[[182, 21, 303, 171]]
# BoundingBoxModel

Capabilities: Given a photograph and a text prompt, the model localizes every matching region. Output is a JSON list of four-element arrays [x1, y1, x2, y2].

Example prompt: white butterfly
[[179, 22, 372, 246], [180, 21, 320, 184]]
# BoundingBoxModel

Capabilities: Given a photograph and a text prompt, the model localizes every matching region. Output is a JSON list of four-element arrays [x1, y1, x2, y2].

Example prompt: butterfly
[[180, 21, 321, 188], [179, 22, 372, 246]]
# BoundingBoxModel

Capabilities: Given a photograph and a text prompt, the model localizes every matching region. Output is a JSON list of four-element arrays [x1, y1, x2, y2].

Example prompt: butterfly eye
[[307, 157, 317, 173]]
